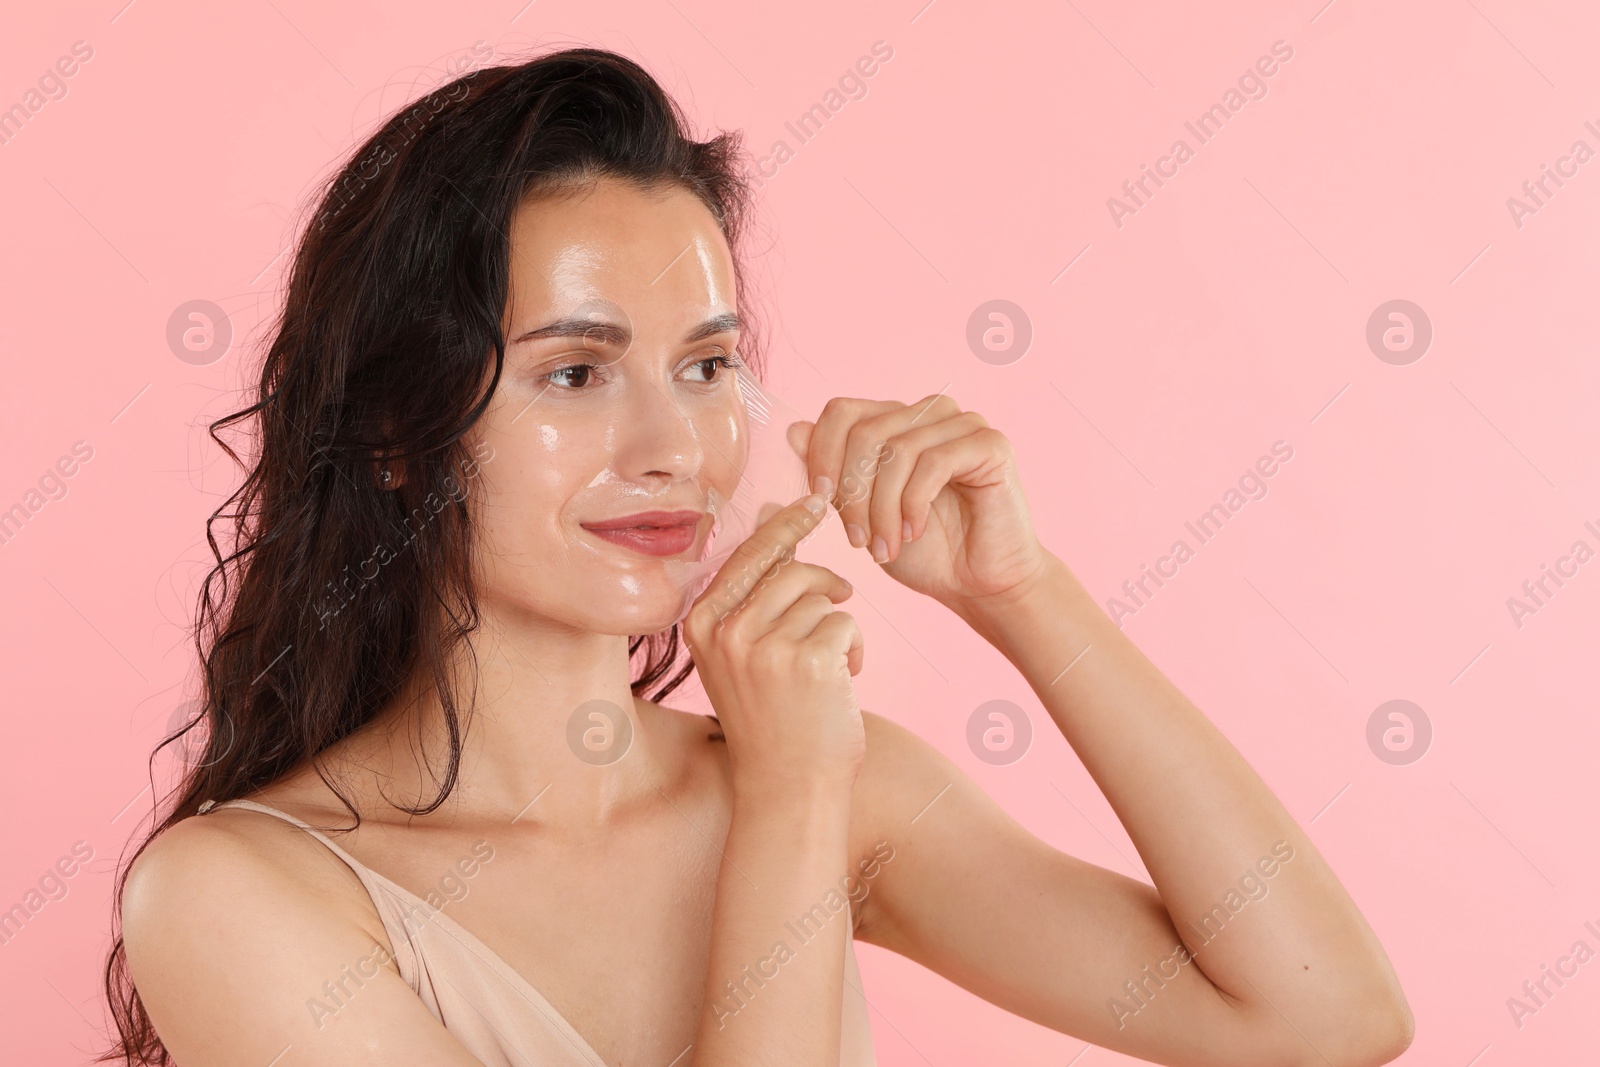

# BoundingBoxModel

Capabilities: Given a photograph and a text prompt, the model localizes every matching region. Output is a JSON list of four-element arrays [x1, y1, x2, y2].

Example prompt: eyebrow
[[511, 311, 741, 347]]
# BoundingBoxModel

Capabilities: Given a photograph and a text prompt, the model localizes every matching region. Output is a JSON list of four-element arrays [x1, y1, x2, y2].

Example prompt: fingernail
[[846, 523, 867, 547], [813, 474, 834, 499], [870, 535, 888, 563], [803, 494, 826, 516], [902, 519, 913, 542]]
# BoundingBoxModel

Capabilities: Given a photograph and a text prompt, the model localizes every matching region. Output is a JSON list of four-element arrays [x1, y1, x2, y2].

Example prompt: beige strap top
[[204, 797, 878, 1066]]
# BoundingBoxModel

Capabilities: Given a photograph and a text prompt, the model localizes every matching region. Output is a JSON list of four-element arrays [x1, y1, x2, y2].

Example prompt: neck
[[353, 605, 679, 831]]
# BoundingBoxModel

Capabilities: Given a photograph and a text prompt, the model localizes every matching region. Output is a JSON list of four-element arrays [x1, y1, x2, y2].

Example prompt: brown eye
[[687, 353, 743, 383], [543, 363, 598, 389]]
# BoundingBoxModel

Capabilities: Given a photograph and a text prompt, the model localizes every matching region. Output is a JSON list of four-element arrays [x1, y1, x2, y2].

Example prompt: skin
[[120, 177, 1414, 1067]]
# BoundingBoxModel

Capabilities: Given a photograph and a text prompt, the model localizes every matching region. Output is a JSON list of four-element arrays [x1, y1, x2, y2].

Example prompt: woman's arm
[[121, 811, 489, 1067], [796, 392, 1412, 1064], [848, 553, 1412, 1067], [692, 782, 856, 1063], [681, 493, 869, 1064]]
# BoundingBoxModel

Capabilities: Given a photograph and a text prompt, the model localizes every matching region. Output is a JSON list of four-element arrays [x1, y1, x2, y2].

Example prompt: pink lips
[[580, 509, 704, 558]]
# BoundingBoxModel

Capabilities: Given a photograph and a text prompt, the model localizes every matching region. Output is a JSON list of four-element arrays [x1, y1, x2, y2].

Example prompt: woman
[[102, 47, 1412, 1067]]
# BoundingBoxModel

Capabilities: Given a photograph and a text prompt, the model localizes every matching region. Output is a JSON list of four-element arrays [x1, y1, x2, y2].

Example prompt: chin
[[563, 584, 693, 637], [593, 602, 690, 636]]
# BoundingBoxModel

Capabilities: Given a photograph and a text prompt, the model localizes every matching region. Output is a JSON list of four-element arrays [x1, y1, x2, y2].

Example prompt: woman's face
[[468, 176, 749, 636]]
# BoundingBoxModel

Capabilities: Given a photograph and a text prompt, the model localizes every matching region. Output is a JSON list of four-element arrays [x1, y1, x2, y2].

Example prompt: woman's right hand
[[682, 493, 866, 802]]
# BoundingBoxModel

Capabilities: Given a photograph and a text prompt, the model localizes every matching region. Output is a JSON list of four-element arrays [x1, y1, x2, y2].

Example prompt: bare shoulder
[[125, 801, 382, 939], [852, 708, 984, 820], [121, 806, 481, 1066], [847, 709, 1033, 937]]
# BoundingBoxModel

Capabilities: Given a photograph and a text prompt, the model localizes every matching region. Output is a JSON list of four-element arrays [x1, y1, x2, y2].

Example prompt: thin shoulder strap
[[202, 796, 426, 986], [201, 797, 380, 886]]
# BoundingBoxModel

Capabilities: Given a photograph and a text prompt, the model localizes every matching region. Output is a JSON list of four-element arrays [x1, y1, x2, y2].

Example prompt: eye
[[541, 361, 605, 390], [685, 350, 745, 384]]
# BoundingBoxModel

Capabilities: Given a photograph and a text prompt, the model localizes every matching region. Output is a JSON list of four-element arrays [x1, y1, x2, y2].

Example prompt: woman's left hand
[[790, 395, 1054, 610]]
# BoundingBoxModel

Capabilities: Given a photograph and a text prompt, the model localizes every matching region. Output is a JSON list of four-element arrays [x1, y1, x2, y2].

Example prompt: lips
[[579, 510, 704, 558]]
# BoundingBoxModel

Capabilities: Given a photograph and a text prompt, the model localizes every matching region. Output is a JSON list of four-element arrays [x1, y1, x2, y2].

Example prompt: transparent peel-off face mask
[[514, 298, 816, 635], [679, 373, 817, 622]]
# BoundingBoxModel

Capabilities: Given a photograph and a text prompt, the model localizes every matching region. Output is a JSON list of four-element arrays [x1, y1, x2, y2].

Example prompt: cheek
[[696, 404, 748, 501], [476, 421, 592, 557]]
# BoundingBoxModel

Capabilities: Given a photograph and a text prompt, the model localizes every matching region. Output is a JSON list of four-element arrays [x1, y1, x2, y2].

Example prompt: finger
[[739, 561, 853, 632], [787, 421, 830, 545], [805, 397, 901, 516], [759, 496, 830, 557], [835, 395, 961, 556], [808, 610, 864, 680], [768, 590, 844, 643], [691, 493, 827, 625], [867, 411, 989, 563], [787, 419, 814, 467], [899, 428, 1014, 544]]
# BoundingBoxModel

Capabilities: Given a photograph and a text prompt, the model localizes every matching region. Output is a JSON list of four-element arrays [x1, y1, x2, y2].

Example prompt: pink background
[[3, 0, 1599, 1062]]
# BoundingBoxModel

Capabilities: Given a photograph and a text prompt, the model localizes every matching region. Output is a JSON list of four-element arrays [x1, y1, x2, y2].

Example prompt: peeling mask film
[[509, 327, 817, 633]]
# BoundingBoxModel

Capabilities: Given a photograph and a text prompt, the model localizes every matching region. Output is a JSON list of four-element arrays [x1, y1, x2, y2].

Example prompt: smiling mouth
[[579, 516, 703, 558]]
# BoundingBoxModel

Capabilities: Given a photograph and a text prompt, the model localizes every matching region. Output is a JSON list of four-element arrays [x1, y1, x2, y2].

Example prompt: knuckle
[[979, 425, 1011, 452], [803, 562, 842, 585], [721, 604, 757, 642], [851, 424, 890, 459], [837, 471, 868, 506], [767, 557, 799, 587], [801, 591, 833, 612], [820, 396, 867, 421], [682, 607, 710, 646]]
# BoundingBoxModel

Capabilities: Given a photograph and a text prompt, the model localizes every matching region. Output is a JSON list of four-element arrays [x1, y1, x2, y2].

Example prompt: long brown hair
[[99, 45, 763, 1065]]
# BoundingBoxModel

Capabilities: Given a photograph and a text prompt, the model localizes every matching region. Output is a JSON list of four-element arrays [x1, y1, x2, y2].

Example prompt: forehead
[[506, 177, 736, 320]]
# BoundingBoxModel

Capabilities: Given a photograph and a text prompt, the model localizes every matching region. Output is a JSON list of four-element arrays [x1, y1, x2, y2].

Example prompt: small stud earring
[[380, 467, 393, 487]]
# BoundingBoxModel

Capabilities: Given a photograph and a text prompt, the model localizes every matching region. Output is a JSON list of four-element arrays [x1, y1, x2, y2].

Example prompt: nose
[[617, 374, 706, 485]]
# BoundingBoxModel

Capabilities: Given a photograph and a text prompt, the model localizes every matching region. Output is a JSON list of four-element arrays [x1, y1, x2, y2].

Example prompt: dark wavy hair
[[98, 44, 763, 1065]]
